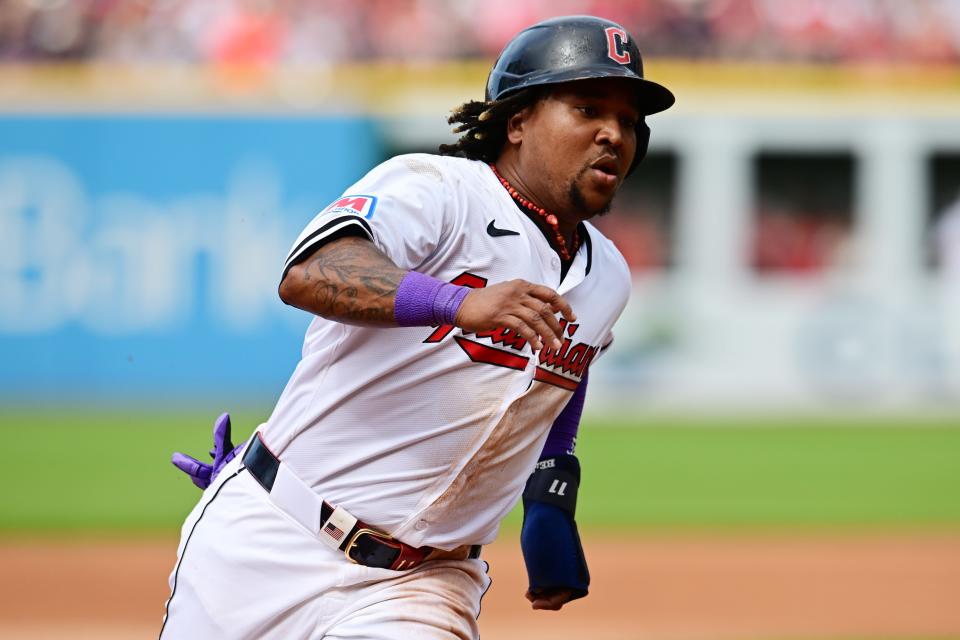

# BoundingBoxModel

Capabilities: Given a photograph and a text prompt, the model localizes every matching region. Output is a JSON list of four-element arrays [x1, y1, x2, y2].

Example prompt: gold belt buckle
[[344, 528, 392, 564]]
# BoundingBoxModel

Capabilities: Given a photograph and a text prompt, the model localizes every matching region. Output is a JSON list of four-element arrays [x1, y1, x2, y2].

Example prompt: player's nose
[[595, 114, 624, 147]]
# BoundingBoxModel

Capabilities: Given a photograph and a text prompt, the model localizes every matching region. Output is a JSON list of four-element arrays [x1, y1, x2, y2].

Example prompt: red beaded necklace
[[489, 163, 579, 261]]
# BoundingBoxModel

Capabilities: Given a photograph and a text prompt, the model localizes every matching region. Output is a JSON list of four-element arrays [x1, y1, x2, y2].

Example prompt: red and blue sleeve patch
[[323, 194, 378, 219]]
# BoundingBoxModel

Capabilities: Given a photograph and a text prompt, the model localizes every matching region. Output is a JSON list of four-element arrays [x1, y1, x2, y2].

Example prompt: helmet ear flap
[[627, 118, 650, 176]]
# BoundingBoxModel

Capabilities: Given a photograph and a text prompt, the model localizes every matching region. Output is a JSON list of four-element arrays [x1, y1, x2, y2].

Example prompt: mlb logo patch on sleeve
[[323, 194, 378, 219]]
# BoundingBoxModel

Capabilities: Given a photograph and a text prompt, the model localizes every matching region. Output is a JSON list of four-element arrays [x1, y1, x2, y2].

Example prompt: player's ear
[[506, 107, 531, 144]]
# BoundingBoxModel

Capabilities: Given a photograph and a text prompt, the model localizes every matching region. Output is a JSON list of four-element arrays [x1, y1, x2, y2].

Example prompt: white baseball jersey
[[263, 153, 631, 550]]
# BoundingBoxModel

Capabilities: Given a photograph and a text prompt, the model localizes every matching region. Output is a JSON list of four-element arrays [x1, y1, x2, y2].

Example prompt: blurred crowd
[[2, 0, 959, 64]]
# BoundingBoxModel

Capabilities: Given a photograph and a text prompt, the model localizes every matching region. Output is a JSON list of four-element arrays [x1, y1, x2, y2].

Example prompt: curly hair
[[438, 89, 542, 163]]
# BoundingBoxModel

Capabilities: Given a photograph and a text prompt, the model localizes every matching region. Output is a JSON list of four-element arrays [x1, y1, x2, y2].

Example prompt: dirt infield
[[2, 533, 959, 639]]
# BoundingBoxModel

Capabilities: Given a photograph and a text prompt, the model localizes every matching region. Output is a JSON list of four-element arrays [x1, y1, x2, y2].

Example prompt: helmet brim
[[491, 66, 675, 115]]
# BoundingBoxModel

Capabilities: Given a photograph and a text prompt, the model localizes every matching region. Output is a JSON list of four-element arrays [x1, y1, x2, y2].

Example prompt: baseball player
[[162, 15, 673, 639]]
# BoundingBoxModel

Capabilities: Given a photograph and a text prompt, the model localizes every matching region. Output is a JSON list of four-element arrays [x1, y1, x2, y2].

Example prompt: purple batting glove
[[171, 413, 246, 490], [171, 451, 213, 489]]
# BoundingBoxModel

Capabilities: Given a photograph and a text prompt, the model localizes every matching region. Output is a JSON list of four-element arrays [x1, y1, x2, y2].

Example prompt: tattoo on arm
[[292, 236, 406, 325]]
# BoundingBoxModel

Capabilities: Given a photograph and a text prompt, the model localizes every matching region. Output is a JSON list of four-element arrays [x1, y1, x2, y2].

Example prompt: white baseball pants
[[160, 454, 491, 639]]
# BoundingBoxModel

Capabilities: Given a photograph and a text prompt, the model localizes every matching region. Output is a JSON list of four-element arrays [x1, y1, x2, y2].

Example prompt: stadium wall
[[3, 62, 960, 410]]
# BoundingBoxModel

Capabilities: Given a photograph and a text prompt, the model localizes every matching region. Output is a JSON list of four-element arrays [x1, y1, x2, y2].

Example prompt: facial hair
[[568, 165, 615, 218]]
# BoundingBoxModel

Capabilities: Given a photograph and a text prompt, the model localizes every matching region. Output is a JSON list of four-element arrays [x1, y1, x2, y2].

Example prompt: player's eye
[[620, 115, 638, 129], [576, 105, 598, 118]]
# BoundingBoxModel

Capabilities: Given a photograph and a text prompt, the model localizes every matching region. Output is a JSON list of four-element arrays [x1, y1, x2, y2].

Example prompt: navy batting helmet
[[486, 15, 674, 170]]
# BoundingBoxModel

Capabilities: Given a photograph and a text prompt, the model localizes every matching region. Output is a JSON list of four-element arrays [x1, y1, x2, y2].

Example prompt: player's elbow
[[278, 267, 306, 308], [278, 265, 336, 318]]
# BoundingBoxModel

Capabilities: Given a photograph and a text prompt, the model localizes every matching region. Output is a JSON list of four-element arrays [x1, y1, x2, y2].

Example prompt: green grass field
[[1, 410, 959, 534]]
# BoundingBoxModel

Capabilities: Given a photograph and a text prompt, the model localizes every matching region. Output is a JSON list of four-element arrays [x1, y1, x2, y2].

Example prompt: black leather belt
[[242, 434, 480, 570]]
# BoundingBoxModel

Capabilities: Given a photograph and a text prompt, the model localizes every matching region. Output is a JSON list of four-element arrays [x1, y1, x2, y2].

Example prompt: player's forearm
[[279, 236, 406, 325], [280, 235, 574, 346], [539, 370, 587, 459]]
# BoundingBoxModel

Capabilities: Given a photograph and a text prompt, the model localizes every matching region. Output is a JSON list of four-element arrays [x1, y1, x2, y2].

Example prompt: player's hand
[[526, 587, 576, 611], [171, 413, 245, 489], [454, 279, 575, 351]]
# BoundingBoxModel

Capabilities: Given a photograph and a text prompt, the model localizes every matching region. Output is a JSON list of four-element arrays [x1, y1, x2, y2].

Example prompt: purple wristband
[[394, 271, 470, 327], [540, 371, 588, 458]]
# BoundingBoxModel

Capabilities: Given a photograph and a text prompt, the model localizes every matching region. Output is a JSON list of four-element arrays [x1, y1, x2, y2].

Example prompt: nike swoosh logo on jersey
[[486, 220, 520, 237]]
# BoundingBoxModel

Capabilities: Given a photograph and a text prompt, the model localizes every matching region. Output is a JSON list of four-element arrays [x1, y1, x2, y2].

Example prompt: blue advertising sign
[[0, 115, 383, 405]]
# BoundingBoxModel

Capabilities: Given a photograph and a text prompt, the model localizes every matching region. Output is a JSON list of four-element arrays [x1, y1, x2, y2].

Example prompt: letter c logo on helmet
[[605, 27, 631, 65]]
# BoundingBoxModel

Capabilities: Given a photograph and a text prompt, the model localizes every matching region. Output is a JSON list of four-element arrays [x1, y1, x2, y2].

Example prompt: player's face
[[518, 78, 640, 218]]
